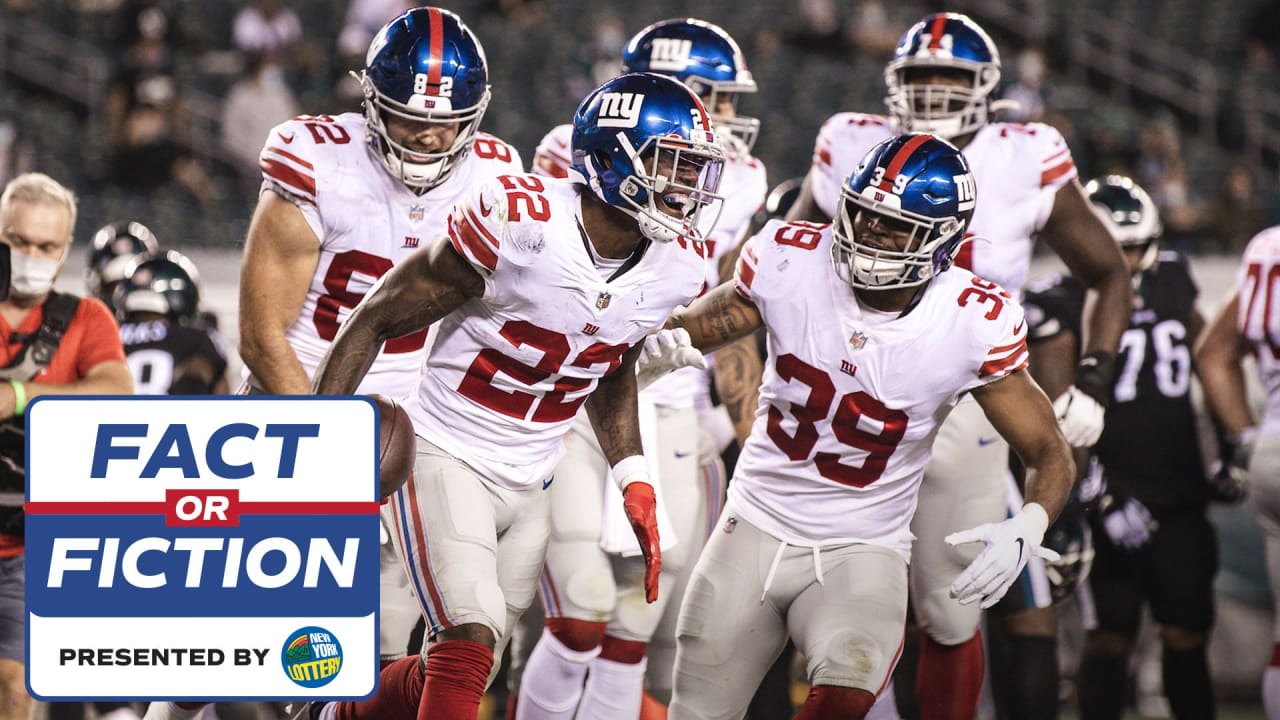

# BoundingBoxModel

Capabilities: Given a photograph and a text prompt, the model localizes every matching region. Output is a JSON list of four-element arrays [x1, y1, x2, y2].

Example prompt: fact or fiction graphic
[[24, 397, 382, 701]]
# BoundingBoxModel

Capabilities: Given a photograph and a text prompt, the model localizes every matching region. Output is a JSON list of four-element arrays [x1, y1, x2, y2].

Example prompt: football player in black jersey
[[85, 220, 159, 314], [1022, 176, 1232, 720], [114, 251, 228, 395]]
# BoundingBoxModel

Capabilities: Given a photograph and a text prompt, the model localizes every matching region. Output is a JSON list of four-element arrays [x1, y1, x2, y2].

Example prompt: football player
[[115, 251, 228, 395], [781, 14, 1130, 718], [308, 72, 725, 720], [1017, 176, 1225, 720], [639, 133, 1072, 720], [1196, 225, 1280, 717], [144, 7, 521, 720], [85, 220, 159, 314], [513, 19, 767, 720]]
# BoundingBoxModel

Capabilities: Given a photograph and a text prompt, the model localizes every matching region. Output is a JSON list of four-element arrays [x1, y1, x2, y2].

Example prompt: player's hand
[[1098, 493, 1157, 550], [1052, 386, 1106, 447], [1208, 426, 1256, 503], [622, 480, 662, 602], [636, 328, 706, 390], [946, 504, 1059, 609]]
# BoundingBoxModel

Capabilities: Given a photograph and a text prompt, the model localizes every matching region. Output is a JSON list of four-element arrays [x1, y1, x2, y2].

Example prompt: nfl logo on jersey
[[408, 204, 425, 224], [849, 331, 868, 349], [596, 291, 612, 309]]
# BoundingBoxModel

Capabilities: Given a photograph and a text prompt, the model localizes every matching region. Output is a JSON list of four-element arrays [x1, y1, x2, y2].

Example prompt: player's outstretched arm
[[666, 282, 764, 354], [239, 192, 323, 395], [1195, 291, 1258, 436], [973, 369, 1074, 522], [313, 237, 483, 395], [1040, 179, 1132, 359]]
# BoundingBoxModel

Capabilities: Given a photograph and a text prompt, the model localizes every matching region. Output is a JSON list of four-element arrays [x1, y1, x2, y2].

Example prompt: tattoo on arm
[[669, 284, 763, 352], [587, 344, 645, 464], [713, 333, 763, 445]]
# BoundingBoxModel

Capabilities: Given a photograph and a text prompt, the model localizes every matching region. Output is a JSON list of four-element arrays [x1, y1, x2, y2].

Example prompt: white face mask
[[10, 249, 63, 298]]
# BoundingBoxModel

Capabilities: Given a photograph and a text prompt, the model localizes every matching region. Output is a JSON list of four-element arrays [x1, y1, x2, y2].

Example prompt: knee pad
[[916, 589, 982, 646], [468, 577, 508, 638], [547, 562, 616, 621]]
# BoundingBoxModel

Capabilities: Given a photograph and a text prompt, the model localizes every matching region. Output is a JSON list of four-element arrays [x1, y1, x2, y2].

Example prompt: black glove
[[1208, 426, 1256, 503], [1073, 351, 1116, 407]]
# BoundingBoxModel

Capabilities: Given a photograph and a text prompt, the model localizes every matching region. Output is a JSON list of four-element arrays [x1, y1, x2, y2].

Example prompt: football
[[371, 394, 416, 500]]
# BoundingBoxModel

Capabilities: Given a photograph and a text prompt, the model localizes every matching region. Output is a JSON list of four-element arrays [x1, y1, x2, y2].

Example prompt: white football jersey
[[532, 123, 769, 409], [254, 112, 524, 397], [1239, 226, 1280, 426], [410, 176, 708, 489], [729, 220, 1029, 557], [807, 112, 1077, 294]]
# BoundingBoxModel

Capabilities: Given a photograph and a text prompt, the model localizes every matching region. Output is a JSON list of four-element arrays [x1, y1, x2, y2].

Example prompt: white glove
[[1052, 386, 1106, 447], [636, 328, 706, 390], [946, 503, 1061, 609], [1099, 494, 1157, 550]]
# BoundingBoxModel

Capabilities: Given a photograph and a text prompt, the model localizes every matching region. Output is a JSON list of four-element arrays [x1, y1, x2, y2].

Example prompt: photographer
[[0, 173, 132, 720]]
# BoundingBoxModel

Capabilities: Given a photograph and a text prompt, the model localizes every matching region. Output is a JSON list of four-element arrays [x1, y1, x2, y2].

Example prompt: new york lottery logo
[[282, 626, 343, 688]]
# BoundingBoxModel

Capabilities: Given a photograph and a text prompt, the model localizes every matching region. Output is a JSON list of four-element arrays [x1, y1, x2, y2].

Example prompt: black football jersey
[[120, 319, 229, 395], [1023, 251, 1206, 506]]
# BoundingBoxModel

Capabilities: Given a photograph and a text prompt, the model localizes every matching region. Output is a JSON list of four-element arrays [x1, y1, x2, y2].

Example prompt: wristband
[[9, 380, 26, 416], [611, 455, 648, 489]]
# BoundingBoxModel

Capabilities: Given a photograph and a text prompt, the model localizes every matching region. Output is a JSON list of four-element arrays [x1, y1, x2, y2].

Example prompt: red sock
[[419, 639, 493, 720], [336, 656, 423, 720], [546, 617, 608, 652], [504, 692, 518, 720], [917, 633, 984, 720], [793, 685, 875, 719], [1271, 643, 1280, 666], [639, 691, 668, 720], [599, 635, 648, 664]]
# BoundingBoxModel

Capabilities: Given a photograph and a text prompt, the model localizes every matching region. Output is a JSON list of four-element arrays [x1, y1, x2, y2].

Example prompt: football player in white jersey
[[640, 133, 1072, 720], [307, 72, 725, 720], [513, 19, 767, 720], [145, 9, 524, 720], [1196, 227, 1280, 716], [780, 13, 1130, 718]]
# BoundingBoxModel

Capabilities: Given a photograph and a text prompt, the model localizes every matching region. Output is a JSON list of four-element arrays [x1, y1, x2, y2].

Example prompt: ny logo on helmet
[[955, 173, 976, 211], [598, 92, 645, 128], [649, 38, 693, 71]]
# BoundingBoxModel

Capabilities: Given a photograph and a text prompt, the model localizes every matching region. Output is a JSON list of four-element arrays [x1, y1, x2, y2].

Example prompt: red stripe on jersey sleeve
[[1041, 147, 1070, 167], [464, 207, 501, 251], [980, 336, 1029, 378], [1040, 159, 1076, 188], [264, 146, 315, 171], [259, 158, 316, 201], [448, 213, 498, 272]]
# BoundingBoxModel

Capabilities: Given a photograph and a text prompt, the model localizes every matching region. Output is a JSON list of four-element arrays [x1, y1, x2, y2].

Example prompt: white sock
[[516, 630, 601, 720], [866, 680, 902, 720], [142, 703, 205, 720], [1264, 663, 1280, 719], [577, 655, 648, 720]]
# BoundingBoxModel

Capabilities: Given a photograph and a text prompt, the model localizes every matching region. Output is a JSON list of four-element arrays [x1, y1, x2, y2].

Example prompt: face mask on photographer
[[10, 247, 64, 298]]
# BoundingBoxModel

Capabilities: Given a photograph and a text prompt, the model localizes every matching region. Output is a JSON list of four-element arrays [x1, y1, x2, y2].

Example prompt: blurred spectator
[[0, 118, 35, 190], [231, 0, 301, 58], [850, 0, 900, 58], [999, 47, 1047, 123], [221, 53, 300, 185], [1136, 114, 1200, 237], [337, 0, 413, 58], [783, 0, 856, 58], [1207, 165, 1268, 254], [1245, 1, 1280, 69], [105, 0, 213, 204]]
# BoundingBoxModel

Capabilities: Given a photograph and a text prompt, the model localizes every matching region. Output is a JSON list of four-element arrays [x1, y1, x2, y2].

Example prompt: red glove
[[622, 481, 662, 603]]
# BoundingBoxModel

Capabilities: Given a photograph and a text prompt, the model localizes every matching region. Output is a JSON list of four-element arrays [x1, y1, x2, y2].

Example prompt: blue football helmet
[[570, 72, 726, 244], [622, 18, 759, 155], [360, 7, 491, 189], [1085, 175, 1162, 271], [86, 220, 160, 309], [114, 250, 201, 323], [885, 13, 1001, 140], [833, 133, 976, 289]]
